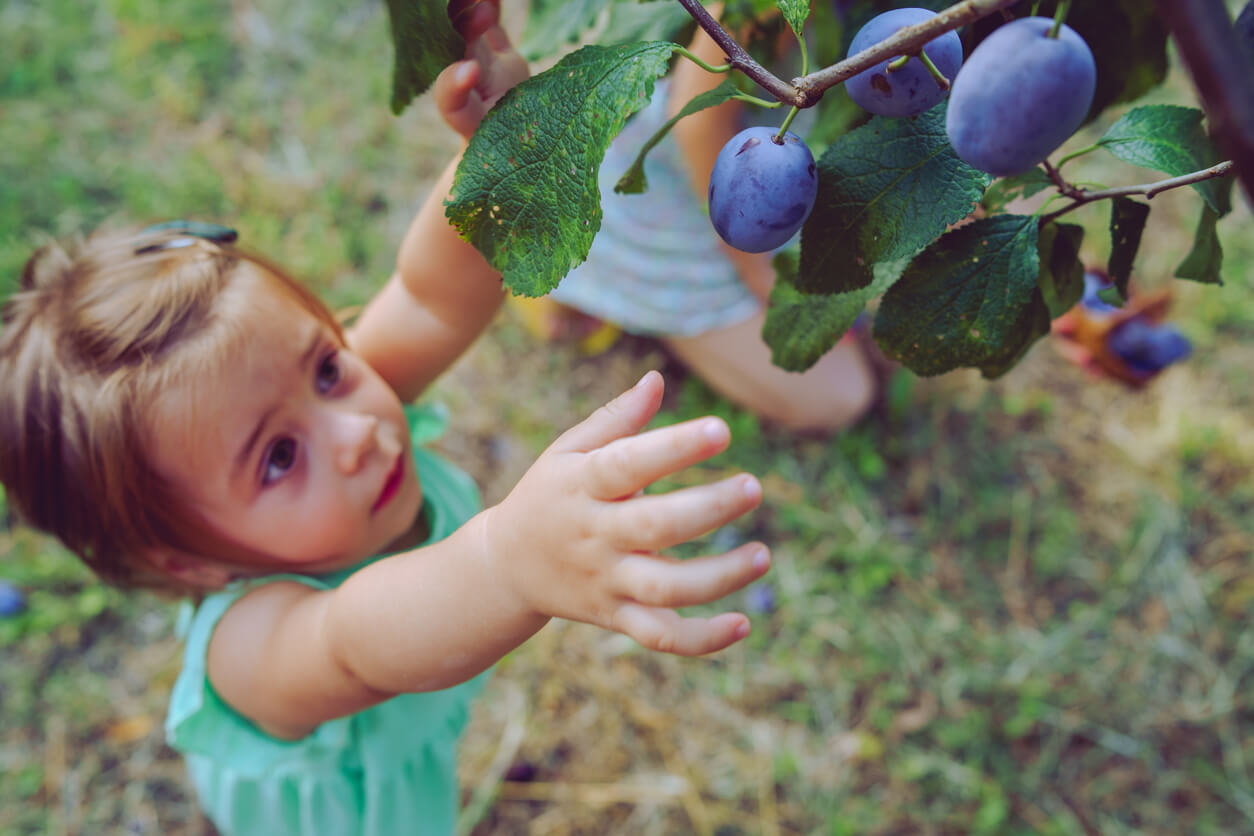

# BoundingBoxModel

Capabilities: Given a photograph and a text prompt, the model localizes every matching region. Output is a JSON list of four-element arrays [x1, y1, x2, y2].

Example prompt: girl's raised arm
[[347, 1, 528, 401], [205, 373, 769, 740]]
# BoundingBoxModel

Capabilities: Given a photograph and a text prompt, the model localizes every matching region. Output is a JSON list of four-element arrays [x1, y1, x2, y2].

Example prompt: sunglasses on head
[[134, 220, 238, 255]]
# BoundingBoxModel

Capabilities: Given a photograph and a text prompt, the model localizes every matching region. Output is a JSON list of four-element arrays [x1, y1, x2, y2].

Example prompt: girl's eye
[[262, 437, 297, 485], [316, 351, 342, 393]]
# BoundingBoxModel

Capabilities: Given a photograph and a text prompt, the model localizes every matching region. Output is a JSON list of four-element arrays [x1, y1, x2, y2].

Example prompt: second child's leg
[[663, 312, 875, 434]]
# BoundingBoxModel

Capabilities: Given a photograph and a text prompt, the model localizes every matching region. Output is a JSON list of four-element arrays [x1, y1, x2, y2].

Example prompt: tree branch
[[1153, 0, 1254, 208], [673, 0, 800, 105], [1039, 160, 1235, 224], [674, 0, 1020, 108]]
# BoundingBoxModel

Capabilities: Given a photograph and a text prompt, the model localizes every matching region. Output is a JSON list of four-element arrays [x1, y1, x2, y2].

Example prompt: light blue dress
[[549, 79, 764, 337], [165, 405, 488, 836]]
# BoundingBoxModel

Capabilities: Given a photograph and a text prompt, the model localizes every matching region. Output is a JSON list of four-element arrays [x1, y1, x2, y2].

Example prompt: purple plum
[[708, 126, 818, 253], [946, 17, 1096, 176], [846, 8, 964, 118]]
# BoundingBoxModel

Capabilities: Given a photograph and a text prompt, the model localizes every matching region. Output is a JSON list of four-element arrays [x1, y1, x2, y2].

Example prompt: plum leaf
[[981, 167, 1053, 213], [873, 215, 1051, 378], [446, 41, 675, 297], [1037, 222, 1085, 319], [1108, 197, 1150, 296], [615, 80, 741, 195], [384, 0, 463, 115], [1175, 206, 1224, 285], [1097, 105, 1231, 216], [798, 102, 989, 295], [599, 1, 694, 49], [520, 0, 613, 60], [777, 0, 812, 40], [763, 252, 902, 373]]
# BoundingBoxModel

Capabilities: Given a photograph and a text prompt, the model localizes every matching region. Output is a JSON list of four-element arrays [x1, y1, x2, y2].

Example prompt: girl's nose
[[334, 411, 379, 474]]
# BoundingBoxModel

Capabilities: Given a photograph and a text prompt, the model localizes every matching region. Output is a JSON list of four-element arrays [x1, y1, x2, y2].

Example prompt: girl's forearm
[[322, 510, 546, 694], [395, 148, 505, 312], [348, 149, 506, 400]]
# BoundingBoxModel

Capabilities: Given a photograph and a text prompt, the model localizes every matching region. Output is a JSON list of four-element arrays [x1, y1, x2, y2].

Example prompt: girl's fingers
[[613, 543, 770, 608], [551, 371, 665, 454], [603, 475, 762, 552], [433, 60, 491, 140], [612, 605, 752, 656], [586, 416, 730, 500], [472, 29, 530, 109]]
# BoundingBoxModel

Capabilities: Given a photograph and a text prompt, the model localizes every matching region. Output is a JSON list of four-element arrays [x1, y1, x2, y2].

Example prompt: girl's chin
[[379, 493, 428, 554]]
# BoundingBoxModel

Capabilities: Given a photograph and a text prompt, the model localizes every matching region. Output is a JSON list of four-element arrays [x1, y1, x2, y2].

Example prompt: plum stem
[[774, 106, 802, 143], [886, 54, 912, 72], [731, 93, 784, 110], [1054, 143, 1102, 170], [673, 46, 732, 75], [917, 50, 951, 91], [797, 29, 810, 77], [1039, 159, 1235, 224], [1048, 0, 1072, 38]]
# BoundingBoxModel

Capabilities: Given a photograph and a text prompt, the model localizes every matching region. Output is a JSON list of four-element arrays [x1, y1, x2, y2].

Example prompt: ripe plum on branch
[[707, 126, 818, 254], [846, 7, 963, 118], [945, 16, 1096, 176]]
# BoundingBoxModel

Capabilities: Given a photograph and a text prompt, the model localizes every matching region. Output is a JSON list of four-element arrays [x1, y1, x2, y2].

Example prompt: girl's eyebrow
[[234, 404, 281, 477], [231, 328, 324, 478]]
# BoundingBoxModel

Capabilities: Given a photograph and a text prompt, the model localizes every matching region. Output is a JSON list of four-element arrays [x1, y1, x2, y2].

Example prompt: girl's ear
[[145, 549, 238, 590]]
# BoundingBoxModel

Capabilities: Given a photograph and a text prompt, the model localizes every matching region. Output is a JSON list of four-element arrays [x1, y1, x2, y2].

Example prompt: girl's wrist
[[468, 507, 548, 628]]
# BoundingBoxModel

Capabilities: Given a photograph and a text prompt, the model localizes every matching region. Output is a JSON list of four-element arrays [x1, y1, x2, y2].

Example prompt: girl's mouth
[[373, 454, 404, 512]]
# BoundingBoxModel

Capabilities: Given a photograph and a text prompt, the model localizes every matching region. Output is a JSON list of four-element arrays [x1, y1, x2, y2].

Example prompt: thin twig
[[1041, 160, 1084, 200], [675, 0, 1020, 108], [674, 0, 800, 105], [1039, 160, 1235, 224]]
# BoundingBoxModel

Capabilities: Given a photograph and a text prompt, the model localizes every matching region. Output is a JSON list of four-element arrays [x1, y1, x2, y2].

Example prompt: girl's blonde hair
[[0, 226, 346, 595]]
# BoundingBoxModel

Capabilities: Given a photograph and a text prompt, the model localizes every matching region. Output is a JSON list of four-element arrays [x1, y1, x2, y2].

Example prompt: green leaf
[[1175, 205, 1224, 285], [600, 0, 694, 48], [446, 42, 676, 297], [520, 0, 613, 60], [980, 168, 1053, 213], [1107, 197, 1150, 297], [777, 0, 812, 40], [384, 0, 463, 115], [615, 81, 742, 195], [873, 215, 1051, 378], [1097, 286, 1125, 308], [798, 102, 989, 295], [762, 251, 903, 373], [1036, 222, 1085, 319], [1097, 105, 1231, 216]]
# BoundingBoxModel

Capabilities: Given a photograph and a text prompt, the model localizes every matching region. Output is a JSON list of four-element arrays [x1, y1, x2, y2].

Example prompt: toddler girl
[[0, 8, 769, 835]]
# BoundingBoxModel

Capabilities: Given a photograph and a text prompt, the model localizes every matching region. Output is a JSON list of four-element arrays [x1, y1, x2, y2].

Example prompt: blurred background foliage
[[2, 0, 1253, 834]]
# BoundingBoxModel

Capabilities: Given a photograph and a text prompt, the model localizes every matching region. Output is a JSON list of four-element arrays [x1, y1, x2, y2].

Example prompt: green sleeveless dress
[[165, 405, 489, 836]]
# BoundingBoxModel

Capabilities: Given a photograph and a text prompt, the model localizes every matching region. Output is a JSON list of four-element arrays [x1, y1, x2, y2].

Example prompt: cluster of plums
[[707, 7, 1096, 253]]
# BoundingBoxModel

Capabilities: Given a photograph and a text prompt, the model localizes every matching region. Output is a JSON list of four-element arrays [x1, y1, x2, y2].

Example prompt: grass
[[2, 1, 1253, 834]]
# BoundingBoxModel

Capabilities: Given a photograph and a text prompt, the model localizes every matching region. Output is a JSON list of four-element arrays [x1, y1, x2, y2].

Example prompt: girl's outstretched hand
[[477, 371, 770, 656], [435, 0, 530, 140]]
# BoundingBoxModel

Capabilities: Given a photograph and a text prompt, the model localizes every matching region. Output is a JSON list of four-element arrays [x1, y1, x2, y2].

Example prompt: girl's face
[[149, 279, 423, 575]]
